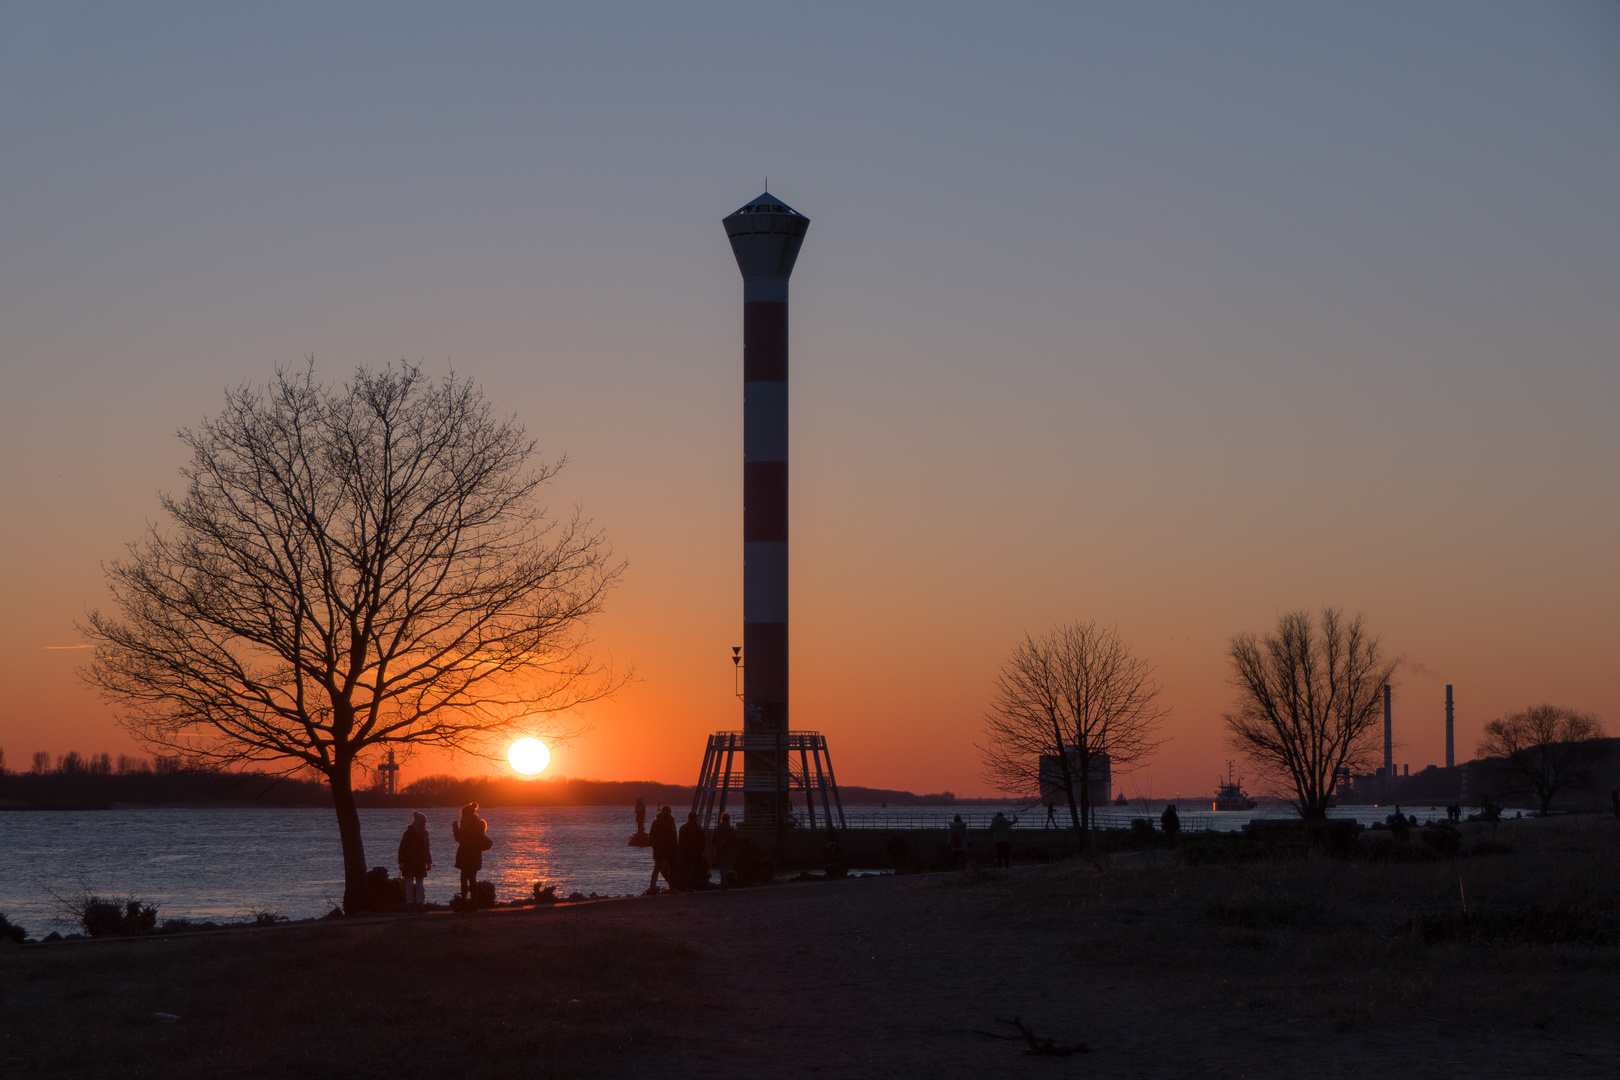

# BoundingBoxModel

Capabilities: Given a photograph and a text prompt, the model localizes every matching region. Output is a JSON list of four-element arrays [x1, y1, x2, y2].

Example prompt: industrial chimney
[[1445, 684, 1455, 769], [723, 192, 809, 825], [1383, 684, 1393, 792]]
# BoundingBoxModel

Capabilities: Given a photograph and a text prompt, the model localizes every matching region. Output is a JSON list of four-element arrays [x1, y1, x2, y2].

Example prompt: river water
[[0, 802, 1448, 935]]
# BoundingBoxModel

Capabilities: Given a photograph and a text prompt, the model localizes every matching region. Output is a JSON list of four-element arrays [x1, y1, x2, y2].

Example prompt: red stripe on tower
[[723, 192, 809, 826]]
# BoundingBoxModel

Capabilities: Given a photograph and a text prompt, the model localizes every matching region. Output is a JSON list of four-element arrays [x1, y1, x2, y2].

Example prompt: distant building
[[1038, 750, 1110, 808]]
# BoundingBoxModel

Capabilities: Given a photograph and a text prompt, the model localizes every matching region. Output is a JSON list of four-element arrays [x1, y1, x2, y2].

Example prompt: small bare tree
[[1477, 705, 1607, 815], [82, 362, 622, 910], [980, 621, 1167, 850], [1225, 608, 1395, 819]]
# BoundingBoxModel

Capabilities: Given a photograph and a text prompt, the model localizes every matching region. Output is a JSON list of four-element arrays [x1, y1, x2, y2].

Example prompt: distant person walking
[[989, 811, 1013, 868], [451, 802, 491, 903], [1160, 803, 1180, 849], [712, 811, 738, 889], [679, 811, 709, 889], [1045, 803, 1056, 829], [647, 805, 680, 894], [397, 811, 433, 909], [948, 814, 968, 871]]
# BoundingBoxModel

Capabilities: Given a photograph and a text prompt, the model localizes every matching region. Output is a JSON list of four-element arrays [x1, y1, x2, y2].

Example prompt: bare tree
[[1224, 608, 1395, 819], [980, 621, 1167, 850], [1477, 705, 1607, 815], [82, 362, 622, 910]]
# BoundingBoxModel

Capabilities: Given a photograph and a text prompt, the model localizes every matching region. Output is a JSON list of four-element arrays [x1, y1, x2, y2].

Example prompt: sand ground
[[3, 814, 1618, 1079]]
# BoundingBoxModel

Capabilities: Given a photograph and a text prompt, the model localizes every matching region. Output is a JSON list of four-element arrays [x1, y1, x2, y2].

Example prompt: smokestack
[[1383, 684, 1393, 791], [1445, 684, 1455, 769], [723, 191, 809, 826]]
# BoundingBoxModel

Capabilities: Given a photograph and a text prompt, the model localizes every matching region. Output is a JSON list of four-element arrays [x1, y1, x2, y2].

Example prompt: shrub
[[365, 867, 406, 907], [0, 912, 26, 943], [1417, 825, 1461, 858], [81, 897, 158, 937], [1181, 833, 1270, 865], [1399, 905, 1617, 947], [1128, 818, 1158, 848], [533, 883, 557, 904]]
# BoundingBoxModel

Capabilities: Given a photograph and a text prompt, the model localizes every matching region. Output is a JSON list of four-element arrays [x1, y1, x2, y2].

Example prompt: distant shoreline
[[0, 770, 1014, 812]]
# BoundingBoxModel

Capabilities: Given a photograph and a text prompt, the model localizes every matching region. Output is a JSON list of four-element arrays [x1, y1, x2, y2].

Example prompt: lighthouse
[[723, 192, 809, 825]]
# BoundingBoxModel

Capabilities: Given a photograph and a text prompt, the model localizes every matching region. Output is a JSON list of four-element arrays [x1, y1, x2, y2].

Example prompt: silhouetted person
[[948, 814, 968, 871], [1045, 803, 1056, 829], [451, 802, 491, 903], [712, 811, 738, 889], [397, 811, 432, 909], [679, 811, 709, 889], [823, 831, 849, 879], [1160, 803, 1181, 848], [990, 811, 1013, 868], [647, 805, 680, 894]]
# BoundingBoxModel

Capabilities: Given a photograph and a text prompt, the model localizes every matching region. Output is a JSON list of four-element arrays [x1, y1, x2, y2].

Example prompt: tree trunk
[[1064, 784, 1084, 851], [1080, 775, 1094, 858], [328, 761, 372, 913]]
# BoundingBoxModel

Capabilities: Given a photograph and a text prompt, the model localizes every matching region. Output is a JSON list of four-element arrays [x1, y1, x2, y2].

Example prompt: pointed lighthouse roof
[[726, 192, 807, 219], [723, 191, 809, 284]]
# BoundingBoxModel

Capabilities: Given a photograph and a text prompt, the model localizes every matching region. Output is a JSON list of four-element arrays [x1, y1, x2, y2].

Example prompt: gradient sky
[[2, 2, 1616, 798]]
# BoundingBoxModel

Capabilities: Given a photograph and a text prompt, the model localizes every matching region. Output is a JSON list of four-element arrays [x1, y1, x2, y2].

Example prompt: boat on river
[[1212, 761, 1256, 811]]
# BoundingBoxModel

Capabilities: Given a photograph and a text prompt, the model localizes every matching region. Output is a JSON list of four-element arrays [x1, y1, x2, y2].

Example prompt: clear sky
[[2, 2, 1616, 798]]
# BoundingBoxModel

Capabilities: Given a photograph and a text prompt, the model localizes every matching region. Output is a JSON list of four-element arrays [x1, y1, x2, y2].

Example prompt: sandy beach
[[4, 814, 1618, 1079]]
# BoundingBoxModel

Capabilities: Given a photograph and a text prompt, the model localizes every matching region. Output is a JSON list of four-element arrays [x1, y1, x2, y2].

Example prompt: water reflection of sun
[[507, 738, 550, 775]]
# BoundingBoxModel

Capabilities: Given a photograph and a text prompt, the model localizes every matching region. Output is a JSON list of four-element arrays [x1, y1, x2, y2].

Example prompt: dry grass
[[970, 815, 1620, 1035]]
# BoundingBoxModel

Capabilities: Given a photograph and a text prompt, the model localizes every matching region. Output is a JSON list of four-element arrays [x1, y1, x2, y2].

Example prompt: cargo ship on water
[[1212, 761, 1256, 811]]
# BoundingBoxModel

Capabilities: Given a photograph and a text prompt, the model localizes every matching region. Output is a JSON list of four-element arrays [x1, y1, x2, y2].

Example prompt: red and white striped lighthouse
[[723, 192, 809, 825]]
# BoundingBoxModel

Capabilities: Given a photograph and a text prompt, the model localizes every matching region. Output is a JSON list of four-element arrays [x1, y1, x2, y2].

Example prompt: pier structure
[[690, 730, 847, 832]]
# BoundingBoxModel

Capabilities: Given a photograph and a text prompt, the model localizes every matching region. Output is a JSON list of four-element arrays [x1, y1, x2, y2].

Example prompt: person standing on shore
[[948, 814, 968, 871], [679, 811, 709, 889], [712, 812, 737, 889], [647, 805, 680, 894], [398, 811, 433, 909], [451, 802, 491, 903], [989, 811, 1013, 868], [1160, 803, 1180, 849]]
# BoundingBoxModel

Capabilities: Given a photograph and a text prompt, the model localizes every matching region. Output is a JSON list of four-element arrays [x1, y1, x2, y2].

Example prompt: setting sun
[[507, 737, 550, 776]]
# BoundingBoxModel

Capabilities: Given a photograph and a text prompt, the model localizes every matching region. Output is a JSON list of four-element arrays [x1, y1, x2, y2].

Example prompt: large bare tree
[[980, 621, 1166, 849], [1477, 705, 1607, 815], [82, 363, 622, 910], [1224, 608, 1394, 819]]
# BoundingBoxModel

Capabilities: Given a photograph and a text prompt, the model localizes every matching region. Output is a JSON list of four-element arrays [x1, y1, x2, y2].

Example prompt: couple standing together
[[397, 802, 492, 907]]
